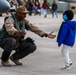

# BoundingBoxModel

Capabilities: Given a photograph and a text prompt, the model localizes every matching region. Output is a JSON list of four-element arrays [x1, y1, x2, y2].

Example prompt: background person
[[34, 0, 41, 16], [26, 0, 34, 16], [42, 0, 49, 18], [52, 0, 58, 18]]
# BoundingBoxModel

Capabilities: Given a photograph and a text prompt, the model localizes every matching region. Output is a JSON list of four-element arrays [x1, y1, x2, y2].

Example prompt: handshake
[[14, 30, 26, 36]]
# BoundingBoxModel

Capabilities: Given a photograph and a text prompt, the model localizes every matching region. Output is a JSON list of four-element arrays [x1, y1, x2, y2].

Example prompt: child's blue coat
[[57, 21, 76, 46]]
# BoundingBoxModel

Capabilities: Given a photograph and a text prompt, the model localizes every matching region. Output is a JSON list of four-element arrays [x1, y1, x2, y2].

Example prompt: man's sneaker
[[61, 62, 72, 70], [1, 60, 11, 67], [10, 56, 23, 65]]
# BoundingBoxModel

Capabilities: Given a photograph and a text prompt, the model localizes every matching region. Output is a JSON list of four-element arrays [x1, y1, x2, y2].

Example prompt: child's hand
[[58, 44, 61, 47], [71, 46, 73, 47]]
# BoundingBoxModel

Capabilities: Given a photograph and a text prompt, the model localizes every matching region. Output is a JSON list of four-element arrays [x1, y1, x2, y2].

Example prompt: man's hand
[[14, 30, 26, 36], [47, 31, 56, 39]]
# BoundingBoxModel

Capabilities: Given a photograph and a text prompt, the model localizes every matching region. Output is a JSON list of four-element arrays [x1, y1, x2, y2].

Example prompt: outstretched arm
[[47, 31, 56, 39], [24, 19, 56, 39]]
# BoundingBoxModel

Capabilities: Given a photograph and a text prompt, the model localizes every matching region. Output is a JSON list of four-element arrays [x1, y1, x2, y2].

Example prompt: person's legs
[[52, 10, 54, 18], [55, 10, 58, 18], [42, 9, 47, 18], [45, 9, 47, 18], [34, 6, 38, 15], [29, 10, 32, 16], [61, 44, 72, 69], [0, 37, 17, 66], [28, 8, 33, 16], [10, 38, 36, 65]]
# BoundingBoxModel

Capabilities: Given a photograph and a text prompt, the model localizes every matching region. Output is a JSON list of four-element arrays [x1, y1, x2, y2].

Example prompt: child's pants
[[61, 44, 71, 66]]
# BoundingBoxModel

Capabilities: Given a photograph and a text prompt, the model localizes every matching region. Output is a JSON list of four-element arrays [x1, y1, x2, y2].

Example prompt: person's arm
[[4, 17, 26, 36], [57, 23, 68, 47], [24, 19, 56, 39], [4, 17, 18, 35]]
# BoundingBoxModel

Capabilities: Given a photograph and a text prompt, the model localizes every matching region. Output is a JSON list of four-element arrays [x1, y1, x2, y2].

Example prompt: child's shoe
[[61, 65, 70, 70], [61, 62, 72, 70]]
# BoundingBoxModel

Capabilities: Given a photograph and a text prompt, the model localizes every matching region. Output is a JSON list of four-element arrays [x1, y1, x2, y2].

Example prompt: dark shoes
[[10, 56, 23, 65]]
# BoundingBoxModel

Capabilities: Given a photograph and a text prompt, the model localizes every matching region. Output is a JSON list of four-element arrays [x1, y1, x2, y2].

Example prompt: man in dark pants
[[52, 0, 58, 18], [0, 6, 56, 67]]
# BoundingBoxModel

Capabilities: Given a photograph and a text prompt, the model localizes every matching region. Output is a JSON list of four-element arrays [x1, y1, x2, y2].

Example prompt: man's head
[[16, 6, 29, 20], [63, 10, 74, 21]]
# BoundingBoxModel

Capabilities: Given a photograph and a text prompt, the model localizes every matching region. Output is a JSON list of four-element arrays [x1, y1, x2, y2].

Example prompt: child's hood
[[63, 21, 76, 29]]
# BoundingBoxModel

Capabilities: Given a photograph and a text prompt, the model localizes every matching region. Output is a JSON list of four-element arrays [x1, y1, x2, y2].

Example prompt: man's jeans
[[0, 37, 36, 61], [52, 10, 58, 18]]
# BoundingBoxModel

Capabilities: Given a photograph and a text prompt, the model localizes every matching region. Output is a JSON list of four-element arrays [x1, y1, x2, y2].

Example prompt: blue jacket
[[57, 21, 76, 46]]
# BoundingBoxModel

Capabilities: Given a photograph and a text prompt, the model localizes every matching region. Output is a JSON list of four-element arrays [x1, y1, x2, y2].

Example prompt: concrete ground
[[0, 13, 76, 75]]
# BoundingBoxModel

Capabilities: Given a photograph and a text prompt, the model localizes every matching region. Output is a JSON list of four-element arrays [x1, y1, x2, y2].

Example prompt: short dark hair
[[63, 10, 74, 20]]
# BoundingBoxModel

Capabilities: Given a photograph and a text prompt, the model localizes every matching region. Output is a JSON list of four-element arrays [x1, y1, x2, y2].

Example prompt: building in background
[[58, 0, 76, 2], [58, 0, 76, 12], [69, 3, 76, 13]]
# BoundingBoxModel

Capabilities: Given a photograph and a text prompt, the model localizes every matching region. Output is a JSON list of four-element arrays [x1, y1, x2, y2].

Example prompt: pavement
[[0, 13, 76, 75]]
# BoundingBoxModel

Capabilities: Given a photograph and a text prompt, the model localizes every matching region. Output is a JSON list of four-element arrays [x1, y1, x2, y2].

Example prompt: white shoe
[[61, 62, 72, 70], [61, 66, 70, 70]]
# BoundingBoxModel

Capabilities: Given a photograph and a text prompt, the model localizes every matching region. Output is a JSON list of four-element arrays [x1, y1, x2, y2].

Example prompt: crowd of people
[[5, 0, 58, 18]]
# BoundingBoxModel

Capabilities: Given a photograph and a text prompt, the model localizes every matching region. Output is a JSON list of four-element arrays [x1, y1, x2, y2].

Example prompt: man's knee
[[30, 43, 37, 53], [6, 38, 16, 47], [11, 43, 37, 59], [4, 38, 17, 52]]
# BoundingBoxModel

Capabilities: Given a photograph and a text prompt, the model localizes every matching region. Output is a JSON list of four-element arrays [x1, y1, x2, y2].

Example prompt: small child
[[57, 10, 76, 70]]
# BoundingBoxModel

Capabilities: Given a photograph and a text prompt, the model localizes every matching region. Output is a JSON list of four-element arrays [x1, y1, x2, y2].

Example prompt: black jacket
[[52, 3, 58, 10]]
